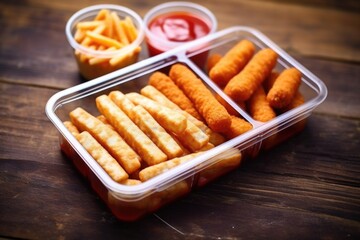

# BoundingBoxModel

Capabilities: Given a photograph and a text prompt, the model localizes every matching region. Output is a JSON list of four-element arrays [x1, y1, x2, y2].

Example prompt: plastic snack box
[[46, 26, 327, 221]]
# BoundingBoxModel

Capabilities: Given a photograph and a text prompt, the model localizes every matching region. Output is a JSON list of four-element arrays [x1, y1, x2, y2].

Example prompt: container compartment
[[46, 26, 327, 221]]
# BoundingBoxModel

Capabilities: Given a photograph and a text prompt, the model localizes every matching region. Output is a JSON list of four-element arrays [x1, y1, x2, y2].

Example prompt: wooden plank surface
[[0, 0, 359, 239]]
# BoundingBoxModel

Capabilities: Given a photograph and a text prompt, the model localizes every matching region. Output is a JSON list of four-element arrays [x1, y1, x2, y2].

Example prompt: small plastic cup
[[66, 4, 145, 80], [143, 2, 217, 57]]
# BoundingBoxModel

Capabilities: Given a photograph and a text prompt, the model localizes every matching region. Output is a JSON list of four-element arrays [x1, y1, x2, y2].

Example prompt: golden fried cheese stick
[[139, 152, 204, 181], [224, 48, 278, 102], [76, 131, 128, 182], [206, 53, 222, 73], [247, 86, 276, 122], [96, 95, 167, 166], [69, 107, 141, 174], [125, 92, 187, 134], [148, 71, 203, 121], [169, 64, 231, 133], [140, 85, 225, 146], [267, 67, 302, 109], [109, 91, 183, 159], [222, 116, 253, 140], [280, 91, 305, 112], [209, 40, 255, 88]]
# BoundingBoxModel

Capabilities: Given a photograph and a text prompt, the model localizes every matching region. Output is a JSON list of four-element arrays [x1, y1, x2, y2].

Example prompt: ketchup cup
[[143, 2, 217, 66]]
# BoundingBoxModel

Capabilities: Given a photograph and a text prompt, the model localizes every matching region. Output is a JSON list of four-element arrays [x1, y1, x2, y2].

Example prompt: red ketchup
[[146, 12, 212, 57]]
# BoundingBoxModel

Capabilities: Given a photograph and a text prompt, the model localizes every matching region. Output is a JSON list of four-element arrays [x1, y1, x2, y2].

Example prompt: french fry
[[125, 93, 187, 134], [85, 31, 124, 49], [63, 121, 80, 136], [224, 48, 278, 102], [139, 152, 204, 181], [76, 20, 104, 30], [120, 179, 142, 185], [95, 9, 109, 21], [69, 107, 141, 174], [76, 131, 128, 182], [111, 11, 129, 45], [109, 91, 183, 159], [169, 64, 231, 133], [96, 95, 167, 166]]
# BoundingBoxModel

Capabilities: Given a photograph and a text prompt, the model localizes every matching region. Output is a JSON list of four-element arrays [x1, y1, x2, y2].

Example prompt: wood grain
[[0, 0, 359, 239]]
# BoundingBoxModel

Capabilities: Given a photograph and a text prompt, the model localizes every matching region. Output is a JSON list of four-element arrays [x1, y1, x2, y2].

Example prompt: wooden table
[[1, 0, 359, 239]]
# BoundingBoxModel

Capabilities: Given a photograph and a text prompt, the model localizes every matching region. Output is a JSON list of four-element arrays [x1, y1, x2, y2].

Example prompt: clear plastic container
[[65, 4, 145, 80], [143, 2, 217, 57], [46, 26, 327, 221]]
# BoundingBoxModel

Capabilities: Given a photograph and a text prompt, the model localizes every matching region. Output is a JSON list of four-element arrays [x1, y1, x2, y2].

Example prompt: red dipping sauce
[[147, 12, 211, 55]]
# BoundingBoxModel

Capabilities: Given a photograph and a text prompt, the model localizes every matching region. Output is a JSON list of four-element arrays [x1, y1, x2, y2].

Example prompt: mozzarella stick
[[222, 116, 253, 139], [125, 92, 187, 134], [263, 71, 280, 92], [267, 68, 302, 109], [109, 91, 183, 159], [169, 64, 231, 133], [140, 85, 225, 146], [148, 71, 203, 121], [280, 91, 305, 112], [120, 179, 142, 185], [209, 40, 255, 88], [76, 131, 128, 182], [139, 152, 204, 181], [96, 95, 167, 166], [224, 48, 278, 102], [247, 86, 276, 122], [206, 53, 222, 73], [69, 107, 141, 174]]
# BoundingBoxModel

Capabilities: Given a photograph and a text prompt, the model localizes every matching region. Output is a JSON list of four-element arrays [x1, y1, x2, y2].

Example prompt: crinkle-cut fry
[[96, 95, 167, 166], [110, 11, 129, 45], [280, 91, 305, 112], [169, 64, 231, 133], [248, 85, 276, 122], [224, 48, 278, 102], [267, 67, 302, 109], [76, 131, 128, 182], [222, 116, 253, 139], [109, 91, 183, 159], [148, 71, 203, 121], [95, 9, 109, 20], [209, 40, 255, 88], [120, 179, 142, 185], [69, 107, 141, 174], [125, 92, 187, 134], [175, 118, 209, 151], [140, 85, 225, 146], [206, 53, 222, 73], [97, 115, 115, 130], [76, 20, 104, 30], [139, 152, 204, 181], [85, 31, 124, 49], [63, 121, 80, 136]]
